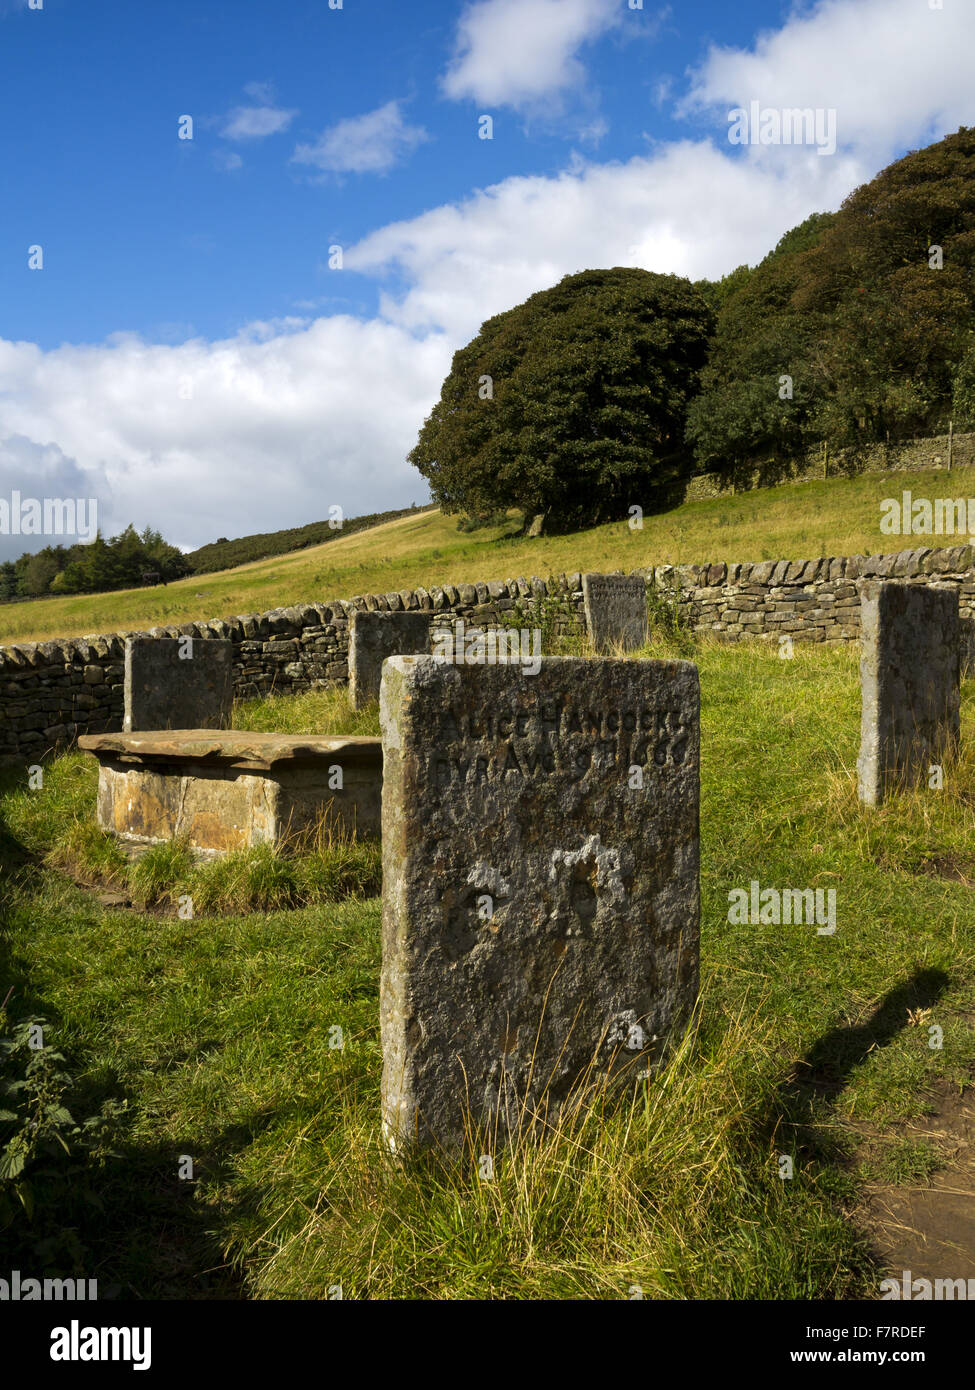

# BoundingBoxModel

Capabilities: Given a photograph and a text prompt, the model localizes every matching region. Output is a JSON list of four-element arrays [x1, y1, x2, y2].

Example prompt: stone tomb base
[[78, 731, 382, 854]]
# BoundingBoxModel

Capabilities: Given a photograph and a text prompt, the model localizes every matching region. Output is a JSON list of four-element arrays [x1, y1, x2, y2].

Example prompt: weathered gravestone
[[856, 581, 960, 806], [582, 573, 648, 653], [124, 637, 233, 732], [348, 610, 433, 710], [379, 654, 700, 1150]]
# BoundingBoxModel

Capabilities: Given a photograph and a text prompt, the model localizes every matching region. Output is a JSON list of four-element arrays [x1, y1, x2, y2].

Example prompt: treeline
[[687, 127, 975, 477], [0, 526, 190, 602], [187, 503, 431, 574]]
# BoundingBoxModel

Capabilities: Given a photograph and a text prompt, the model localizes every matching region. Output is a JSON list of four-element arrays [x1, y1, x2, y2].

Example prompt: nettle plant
[[0, 1013, 126, 1232]]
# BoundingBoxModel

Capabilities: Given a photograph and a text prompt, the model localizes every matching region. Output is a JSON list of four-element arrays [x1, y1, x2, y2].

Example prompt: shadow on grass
[[767, 967, 951, 1164], [1, 1070, 283, 1298]]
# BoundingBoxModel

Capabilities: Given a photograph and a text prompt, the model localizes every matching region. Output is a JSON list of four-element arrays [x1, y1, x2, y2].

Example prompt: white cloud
[[0, 320, 449, 553], [292, 100, 429, 176], [441, 0, 622, 109], [243, 81, 277, 105], [221, 103, 297, 142], [347, 141, 861, 342], [682, 0, 975, 170]]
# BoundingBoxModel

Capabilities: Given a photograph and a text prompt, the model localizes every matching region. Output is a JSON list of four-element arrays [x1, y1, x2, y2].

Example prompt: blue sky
[[0, 0, 972, 558]]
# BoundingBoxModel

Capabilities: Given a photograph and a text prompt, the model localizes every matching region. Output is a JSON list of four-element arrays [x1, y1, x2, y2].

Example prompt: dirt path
[[856, 1082, 975, 1290]]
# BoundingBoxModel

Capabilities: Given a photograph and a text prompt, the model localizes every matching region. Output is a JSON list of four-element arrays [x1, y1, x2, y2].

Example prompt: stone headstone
[[379, 654, 700, 1151], [857, 581, 960, 806], [348, 610, 433, 710], [124, 637, 233, 732], [582, 572, 648, 652]]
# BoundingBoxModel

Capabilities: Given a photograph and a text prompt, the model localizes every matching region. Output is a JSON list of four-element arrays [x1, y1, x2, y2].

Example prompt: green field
[[4, 464, 974, 648], [2, 636, 973, 1298]]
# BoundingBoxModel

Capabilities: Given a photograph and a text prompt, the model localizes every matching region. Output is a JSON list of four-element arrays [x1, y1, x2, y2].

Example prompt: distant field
[[4, 465, 975, 647]]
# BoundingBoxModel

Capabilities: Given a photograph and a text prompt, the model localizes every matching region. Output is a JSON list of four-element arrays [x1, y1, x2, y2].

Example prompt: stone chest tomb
[[79, 730, 382, 854]]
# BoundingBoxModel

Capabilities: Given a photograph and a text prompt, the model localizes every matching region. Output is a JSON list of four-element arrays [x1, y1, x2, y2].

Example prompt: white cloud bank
[[0, 321, 450, 553], [682, 0, 974, 170]]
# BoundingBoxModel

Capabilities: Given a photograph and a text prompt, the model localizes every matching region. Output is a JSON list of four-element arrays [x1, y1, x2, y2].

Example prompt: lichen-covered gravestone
[[582, 573, 648, 652], [379, 654, 700, 1151], [856, 581, 960, 806], [124, 637, 233, 732], [348, 611, 433, 710]]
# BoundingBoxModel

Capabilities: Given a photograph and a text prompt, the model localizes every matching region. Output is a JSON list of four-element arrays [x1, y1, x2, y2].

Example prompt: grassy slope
[[2, 637, 973, 1297], [5, 464, 975, 647]]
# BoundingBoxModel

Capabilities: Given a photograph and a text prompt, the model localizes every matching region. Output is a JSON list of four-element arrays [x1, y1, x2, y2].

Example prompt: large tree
[[409, 267, 714, 532]]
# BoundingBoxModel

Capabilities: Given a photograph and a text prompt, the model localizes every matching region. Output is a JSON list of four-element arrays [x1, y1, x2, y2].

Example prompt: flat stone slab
[[857, 581, 960, 805], [582, 573, 648, 652], [124, 637, 233, 732], [79, 730, 382, 851], [348, 611, 433, 710], [379, 655, 700, 1151]]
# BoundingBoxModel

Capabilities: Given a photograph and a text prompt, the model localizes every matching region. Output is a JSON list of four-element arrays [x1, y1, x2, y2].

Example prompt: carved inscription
[[432, 697, 690, 786]]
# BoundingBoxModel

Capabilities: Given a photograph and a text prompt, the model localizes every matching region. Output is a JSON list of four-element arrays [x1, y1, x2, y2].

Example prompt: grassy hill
[[3, 463, 974, 647]]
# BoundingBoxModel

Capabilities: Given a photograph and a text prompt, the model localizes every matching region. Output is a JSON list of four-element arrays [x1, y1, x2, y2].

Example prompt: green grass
[[6, 463, 975, 647], [1, 637, 974, 1297]]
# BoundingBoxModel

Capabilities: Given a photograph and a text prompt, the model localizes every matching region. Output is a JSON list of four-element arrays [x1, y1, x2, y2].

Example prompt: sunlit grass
[[2, 637, 974, 1297], [6, 463, 975, 646]]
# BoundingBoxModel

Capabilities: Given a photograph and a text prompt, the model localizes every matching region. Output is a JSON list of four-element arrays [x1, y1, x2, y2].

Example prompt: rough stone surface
[[581, 573, 648, 652], [348, 611, 433, 710], [379, 655, 700, 1150], [124, 637, 233, 732], [856, 581, 960, 805], [79, 730, 382, 850]]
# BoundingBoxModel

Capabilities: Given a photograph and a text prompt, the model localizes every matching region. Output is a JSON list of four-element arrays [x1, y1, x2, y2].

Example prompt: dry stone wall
[[2, 546, 974, 761], [683, 429, 975, 502]]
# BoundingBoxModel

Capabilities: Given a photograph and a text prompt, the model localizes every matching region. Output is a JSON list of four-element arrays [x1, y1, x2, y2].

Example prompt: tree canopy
[[687, 128, 975, 475], [408, 267, 714, 532], [0, 525, 190, 603]]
